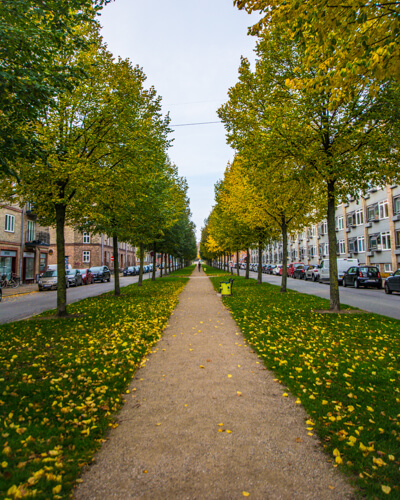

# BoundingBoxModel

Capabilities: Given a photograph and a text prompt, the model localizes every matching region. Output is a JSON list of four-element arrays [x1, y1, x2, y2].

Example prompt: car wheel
[[354, 279, 359, 289], [66, 281, 70, 289], [377, 282, 382, 290], [343, 279, 347, 287], [107, 277, 111, 282], [385, 283, 392, 294], [101, 277, 105, 283]]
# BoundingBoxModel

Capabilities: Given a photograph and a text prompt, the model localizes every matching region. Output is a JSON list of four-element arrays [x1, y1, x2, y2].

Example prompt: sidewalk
[[74, 267, 353, 499], [2, 282, 38, 297]]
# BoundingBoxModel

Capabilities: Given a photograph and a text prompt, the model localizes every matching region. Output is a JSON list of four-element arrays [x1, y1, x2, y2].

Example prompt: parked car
[[266, 264, 276, 275], [342, 265, 382, 289], [305, 265, 320, 282], [90, 266, 111, 283], [293, 264, 307, 279], [273, 264, 283, 276], [66, 269, 83, 287], [123, 266, 136, 276], [384, 269, 400, 294], [79, 268, 93, 285], [287, 262, 305, 278], [38, 269, 70, 291], [319, 258, 359, 284]]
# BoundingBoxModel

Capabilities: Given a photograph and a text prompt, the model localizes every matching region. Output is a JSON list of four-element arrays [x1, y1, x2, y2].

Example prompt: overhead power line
[[171, 120, 222, 127]]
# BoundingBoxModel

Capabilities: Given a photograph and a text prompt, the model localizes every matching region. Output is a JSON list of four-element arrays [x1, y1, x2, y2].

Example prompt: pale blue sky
[[99, 0, 260, 239]]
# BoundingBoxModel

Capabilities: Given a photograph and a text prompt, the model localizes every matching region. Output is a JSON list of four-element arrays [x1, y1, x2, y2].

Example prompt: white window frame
[[5, 214, 15, 233], [83, 250, 90, 263], [384, 263, 392, 273], [83, 232, 90, 244], [357, 236, 365, 253], [379, 200, 389, 220], [356, 209, 364, 226], [339, 240, 345, 254], [381, 232, 391, 250], [27, 220, 35, 241], [337, 216, 344, 230]]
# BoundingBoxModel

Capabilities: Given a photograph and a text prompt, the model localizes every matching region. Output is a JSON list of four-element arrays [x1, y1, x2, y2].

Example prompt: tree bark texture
[[55, 204, 67, 317], [138, 242, 144, 286], [152, 243, 156, 281], [257, 241, 262, 284], [280, 217, 288, 293], [246, 248, 250, 279], [327, 180, 340, 311], [113, 234, 120, 296]]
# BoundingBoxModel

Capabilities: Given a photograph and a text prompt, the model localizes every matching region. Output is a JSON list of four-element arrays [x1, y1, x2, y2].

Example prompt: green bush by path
[[0, 276, 188, 499], [209, 275, 400, 499]]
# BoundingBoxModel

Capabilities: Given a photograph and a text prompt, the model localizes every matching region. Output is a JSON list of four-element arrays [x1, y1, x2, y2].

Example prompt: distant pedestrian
[[198, 261, 201, 272]]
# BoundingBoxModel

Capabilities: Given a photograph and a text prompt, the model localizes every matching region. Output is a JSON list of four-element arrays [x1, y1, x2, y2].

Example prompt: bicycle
[[0, 273, 20, 288]]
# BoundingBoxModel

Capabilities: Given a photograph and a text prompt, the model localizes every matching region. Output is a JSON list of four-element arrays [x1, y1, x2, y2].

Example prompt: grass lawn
[[0, 274, 188, 499], [206, 267, 400, 499]]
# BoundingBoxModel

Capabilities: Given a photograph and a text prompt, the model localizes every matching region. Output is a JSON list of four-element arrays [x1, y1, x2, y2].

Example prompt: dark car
[[79, 269, 93, 285], [90, 266, 111, 283], [342, 265, 382, 289], [384, 269, 400, 294], [123, 266, 136, 276], [66, 269, 83, 287], [305, 265, 320, 282], [293, 264, 307, 279], [287, 262, 305, 278]]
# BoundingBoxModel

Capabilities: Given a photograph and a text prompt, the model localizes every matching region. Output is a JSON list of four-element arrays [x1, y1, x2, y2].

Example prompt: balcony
[[25, 231, 50, 247]]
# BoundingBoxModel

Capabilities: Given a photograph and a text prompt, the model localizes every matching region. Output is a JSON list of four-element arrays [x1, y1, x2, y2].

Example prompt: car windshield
[[79, 269, 87, 274], [90, 267, 101, 272], [43, 270, 57, 277], [66, 270, 74, 275]]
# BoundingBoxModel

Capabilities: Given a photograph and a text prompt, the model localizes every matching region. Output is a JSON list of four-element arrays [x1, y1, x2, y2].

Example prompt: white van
[[319, 258, 359, 284]]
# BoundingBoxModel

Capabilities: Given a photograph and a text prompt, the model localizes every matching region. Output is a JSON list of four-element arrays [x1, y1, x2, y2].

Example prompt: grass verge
[[0, 274, 188, 499], [208, 272, 400, 499]]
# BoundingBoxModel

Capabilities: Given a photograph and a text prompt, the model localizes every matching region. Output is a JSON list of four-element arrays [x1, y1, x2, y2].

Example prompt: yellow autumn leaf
[[242, 492, 250, 497], [282, 393, 288, 397], [381, 485, 391, 494]]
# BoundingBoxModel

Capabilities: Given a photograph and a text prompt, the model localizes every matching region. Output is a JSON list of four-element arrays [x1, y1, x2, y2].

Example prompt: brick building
[[0, 203, 50, 282], [47, 228, 137, 270]]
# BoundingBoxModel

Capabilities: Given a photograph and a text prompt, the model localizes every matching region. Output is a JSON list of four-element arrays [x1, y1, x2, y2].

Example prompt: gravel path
[[74, 268, 354, 499]]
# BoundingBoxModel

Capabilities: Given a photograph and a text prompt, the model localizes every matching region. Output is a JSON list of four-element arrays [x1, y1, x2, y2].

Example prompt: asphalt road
[[0, 273, 159, 325], [233, 269, 400, 320]]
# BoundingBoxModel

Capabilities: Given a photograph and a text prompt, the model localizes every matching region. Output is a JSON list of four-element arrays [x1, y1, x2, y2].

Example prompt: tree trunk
[[113, 234, 120, 296], [160, 253, 163, 277], [168, 254, 171, 274], [152, 243, 156, 281], [138, 242, 144, 286], [236, 250, 240, 276], [281, 217, 288, 293], [246, 248, 250, 279], [55, 203, 67, 317], [164, 253, 168, 275], [257, 241, 262, 284], [327, 180, 340, 311]]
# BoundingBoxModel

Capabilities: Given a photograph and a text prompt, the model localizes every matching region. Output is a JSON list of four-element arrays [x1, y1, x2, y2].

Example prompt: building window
[[357, 236, 365, 253], [379, 200, 389, 219], [384, 263, 392, 273], [356, 209, 364, 225], [5, 214, 15, 232], [396, 230, 400, 249], [83, 232, 90, 244], [311, 225, 316, 237], [393, 196, 400, 215], [83, 251, 90, 263], [338, 240, 345, 254], [27, 220, 35, 241], [348, 237, 357, 253], [369, 233, 381, 250], [381, 232, 391, 250], [337, 216, 344, 230], [347, 211, 356, 227], [367, 203, 379, 221]]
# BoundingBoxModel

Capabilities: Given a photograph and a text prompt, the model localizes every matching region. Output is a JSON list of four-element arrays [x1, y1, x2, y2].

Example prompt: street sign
[[111, 256, 114, 261]]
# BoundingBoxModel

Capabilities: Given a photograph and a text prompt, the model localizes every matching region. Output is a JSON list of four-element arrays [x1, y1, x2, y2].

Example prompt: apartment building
[[0, 203, 50, 282], [47, 228, 137, 269], [261, 184, 400, 273]]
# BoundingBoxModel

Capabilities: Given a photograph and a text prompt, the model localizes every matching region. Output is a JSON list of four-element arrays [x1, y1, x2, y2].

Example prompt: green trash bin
[[219, 278, 234, 295]]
